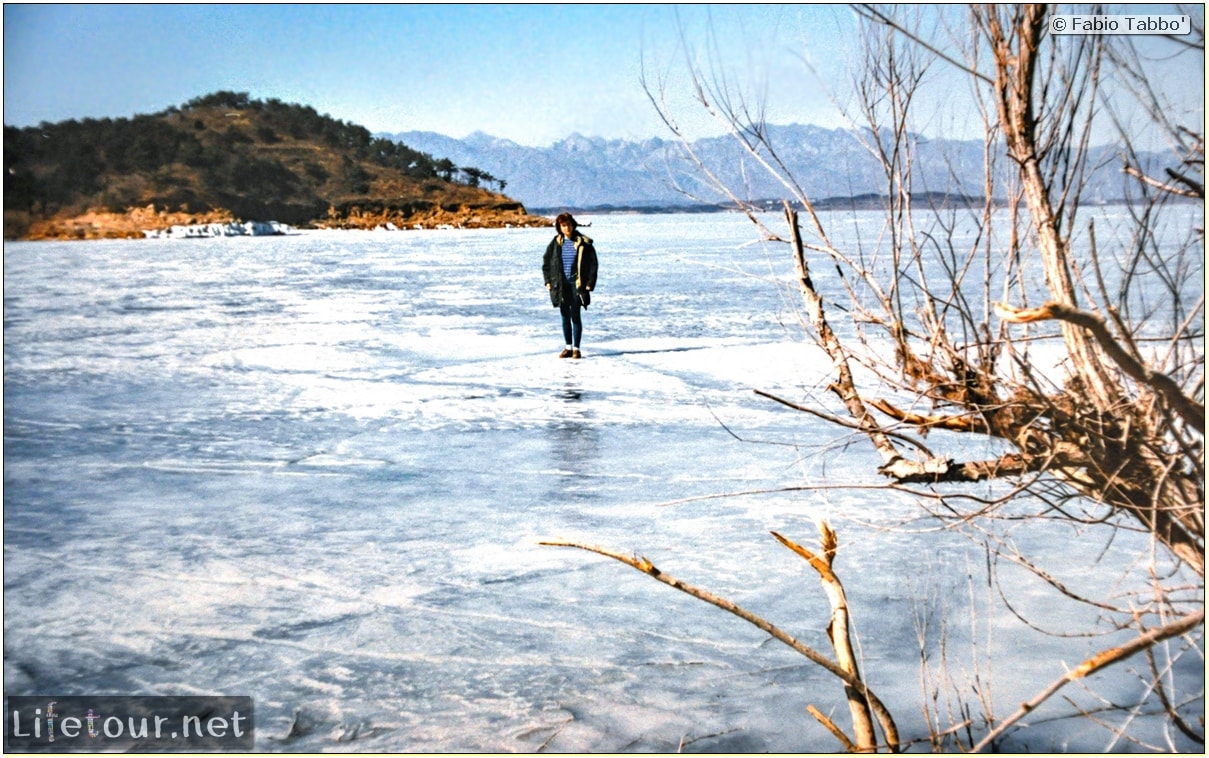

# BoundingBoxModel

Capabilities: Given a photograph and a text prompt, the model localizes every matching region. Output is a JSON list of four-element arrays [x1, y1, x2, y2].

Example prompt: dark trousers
[[559, 280, 582, 347]]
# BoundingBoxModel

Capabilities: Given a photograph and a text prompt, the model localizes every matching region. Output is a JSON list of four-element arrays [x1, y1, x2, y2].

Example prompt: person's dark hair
[[554, 212, 578, 231]]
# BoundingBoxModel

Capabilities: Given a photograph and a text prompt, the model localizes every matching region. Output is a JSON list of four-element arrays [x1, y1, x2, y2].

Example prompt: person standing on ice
[[542, 212, 597, 359]]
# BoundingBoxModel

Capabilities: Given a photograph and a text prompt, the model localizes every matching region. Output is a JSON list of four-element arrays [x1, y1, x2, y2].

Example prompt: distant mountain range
[[381, 124, 1163, 211]]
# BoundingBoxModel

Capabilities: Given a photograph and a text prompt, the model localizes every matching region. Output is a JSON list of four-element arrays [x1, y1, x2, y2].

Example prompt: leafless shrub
[[551, 4, 1203, 751]]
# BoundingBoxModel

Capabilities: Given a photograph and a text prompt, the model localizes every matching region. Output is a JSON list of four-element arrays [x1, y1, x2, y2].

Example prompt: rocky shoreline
[[6, 203, 553, 241]]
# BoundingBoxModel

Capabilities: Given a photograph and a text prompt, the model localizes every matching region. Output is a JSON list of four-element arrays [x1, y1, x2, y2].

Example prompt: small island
[[3, 91, 551, 241]]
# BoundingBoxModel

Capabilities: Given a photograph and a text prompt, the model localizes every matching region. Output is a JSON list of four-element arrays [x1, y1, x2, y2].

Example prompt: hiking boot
[[558, 348, 573, 358], [571, 349, 582, 359]]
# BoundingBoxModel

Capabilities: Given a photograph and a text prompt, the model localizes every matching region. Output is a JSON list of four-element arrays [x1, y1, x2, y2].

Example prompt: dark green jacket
[[543, 232, 598, 307]]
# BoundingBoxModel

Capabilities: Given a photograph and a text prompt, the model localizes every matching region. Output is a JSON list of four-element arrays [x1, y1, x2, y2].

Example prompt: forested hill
[[3, 91, 547, 239]]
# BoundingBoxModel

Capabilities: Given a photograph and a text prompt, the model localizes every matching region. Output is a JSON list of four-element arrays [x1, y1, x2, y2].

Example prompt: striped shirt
[[561, 238, 577, 281]]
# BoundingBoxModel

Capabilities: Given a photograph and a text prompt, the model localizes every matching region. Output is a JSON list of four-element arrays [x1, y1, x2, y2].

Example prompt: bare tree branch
[[1122, 163, 1205, 199], [540, 538, 902, 752], [970, 610, 1205, 753], [995, 300, 1206, 432], [773, 526, 876, 751], [806, 704, 858, 752], [622, 3, 1205, 748]]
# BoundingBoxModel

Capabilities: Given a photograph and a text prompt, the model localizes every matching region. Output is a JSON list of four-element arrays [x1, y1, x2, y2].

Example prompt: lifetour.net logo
[[5, 696, 253, 752]]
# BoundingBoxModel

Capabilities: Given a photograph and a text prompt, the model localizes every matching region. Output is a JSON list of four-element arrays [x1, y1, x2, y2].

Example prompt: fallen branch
[[774, 525, 877, 752], [536, 717, 573, 753], [970, 609, 1205, 752], [807, 705, 858, 753], [676, 727, 742, 752], [540, 539, 901, 752]]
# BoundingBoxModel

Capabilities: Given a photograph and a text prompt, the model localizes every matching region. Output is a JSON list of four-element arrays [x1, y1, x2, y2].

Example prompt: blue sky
[[3, 4, 1203, 148], [2, 4, 858, 145]]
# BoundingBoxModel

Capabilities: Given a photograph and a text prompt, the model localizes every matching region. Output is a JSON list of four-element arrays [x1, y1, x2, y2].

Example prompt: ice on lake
[[4, 213, 1200, 752]]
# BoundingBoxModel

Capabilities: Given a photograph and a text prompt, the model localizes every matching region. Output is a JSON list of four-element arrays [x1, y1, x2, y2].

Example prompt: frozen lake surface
[[4, 212, 1201, 751]]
